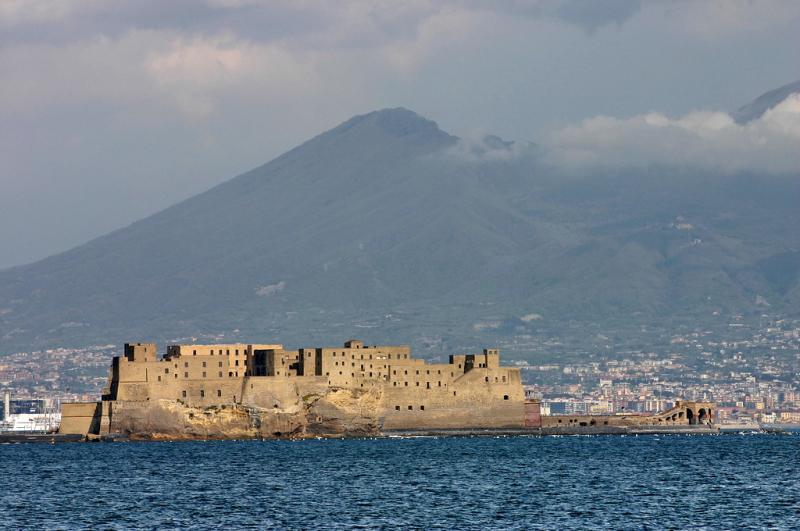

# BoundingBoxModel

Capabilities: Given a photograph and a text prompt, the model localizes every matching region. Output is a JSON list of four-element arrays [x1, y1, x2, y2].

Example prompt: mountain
[[731, 79, 800, 123], [1, 106, 799, 356]]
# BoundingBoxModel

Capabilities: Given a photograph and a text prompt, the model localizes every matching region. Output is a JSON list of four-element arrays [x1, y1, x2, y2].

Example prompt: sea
[[1, 433, 798, 530]]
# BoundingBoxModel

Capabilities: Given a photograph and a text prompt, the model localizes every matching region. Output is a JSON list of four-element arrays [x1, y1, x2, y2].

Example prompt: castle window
[[200, 390, 205, 398], [235, 349, 239, 355], [502, 376, 506, 382], [203, 372, 207, 378], [339, 372, 342, 375], [416, 370, 419, 375], [164, 368, 169, 374], [184, 372, 189, 378], [393, 370, 396, 375], [408, 405, 413, 410], [404, 370, 408, 375], [453, 391, 457, 396], [235, 360, 239, 366], [420, 406, 425, 411], [218, 371, 223, 378], [416, 382, 419, 387], [157, 376, 161, 382], [393, 382, 397, 387], [438, 382, 441, 387], [193, 350, 196, 355], [485, 377, 489, 382], [395, 405, 400, 411], [226, 349, 230, 355], [184, 362, 188, 368], [503, 395, 509, 400], [182, 391, 186, 398], [426, 382, 430, 389], [219, 362, 223, 368], [202, 361, 207, 368], [405, 382, 408, 387], [426, 370, 429, 375], [217, 390, 222, 397]]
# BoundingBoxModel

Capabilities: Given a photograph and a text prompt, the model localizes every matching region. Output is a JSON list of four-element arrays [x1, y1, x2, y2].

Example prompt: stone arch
[[686, 408, 695, 425], [698, 408, 707, 423]]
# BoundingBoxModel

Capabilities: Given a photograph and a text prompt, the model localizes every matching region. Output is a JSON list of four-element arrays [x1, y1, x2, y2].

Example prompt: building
[[61, 340, 526, 438]]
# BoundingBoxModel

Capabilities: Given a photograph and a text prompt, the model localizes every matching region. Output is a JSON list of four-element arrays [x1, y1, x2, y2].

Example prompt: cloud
[[444, 132, 536, 162], [255, 281, 286, 297], [656, 0, 800, 39], [545, 93, 800, 174], [144, 35, 319, 119], [554, 0, 641, 33]]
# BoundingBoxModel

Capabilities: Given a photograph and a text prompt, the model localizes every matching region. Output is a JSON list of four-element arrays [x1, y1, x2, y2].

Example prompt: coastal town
[[1, 315, 798, 426]]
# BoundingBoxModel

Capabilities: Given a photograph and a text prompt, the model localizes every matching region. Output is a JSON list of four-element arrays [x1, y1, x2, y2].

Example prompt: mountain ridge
[[1, 95, 799, 356]]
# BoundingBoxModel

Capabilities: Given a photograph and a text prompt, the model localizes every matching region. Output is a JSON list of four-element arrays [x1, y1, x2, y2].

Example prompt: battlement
[[102, 339, 520, 406], [124, 343, 156, 363]]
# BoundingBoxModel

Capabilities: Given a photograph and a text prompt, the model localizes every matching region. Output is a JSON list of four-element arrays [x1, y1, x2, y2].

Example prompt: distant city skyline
[[2, 0, 799, 268]]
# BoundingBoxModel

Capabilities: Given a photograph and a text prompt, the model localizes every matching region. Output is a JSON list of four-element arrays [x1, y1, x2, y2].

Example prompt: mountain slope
[[732, 79, 800, 123], [1, 107, 799, 354]]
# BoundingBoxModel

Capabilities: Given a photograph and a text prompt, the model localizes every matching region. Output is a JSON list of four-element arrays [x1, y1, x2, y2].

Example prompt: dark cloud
[[556, 0, 641, 32]]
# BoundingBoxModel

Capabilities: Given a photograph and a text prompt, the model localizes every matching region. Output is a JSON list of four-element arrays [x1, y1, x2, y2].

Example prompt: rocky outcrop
[[105, 385, 385, 440]]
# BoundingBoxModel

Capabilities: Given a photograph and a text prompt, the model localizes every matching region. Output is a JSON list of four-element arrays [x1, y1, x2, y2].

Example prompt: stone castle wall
[[63, 340, 528, 438]]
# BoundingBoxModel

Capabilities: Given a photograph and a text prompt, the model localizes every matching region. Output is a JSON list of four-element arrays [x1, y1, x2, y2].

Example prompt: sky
[[1, 0, 799, 269]]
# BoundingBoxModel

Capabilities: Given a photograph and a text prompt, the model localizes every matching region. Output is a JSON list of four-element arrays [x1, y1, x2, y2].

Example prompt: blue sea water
[[1, 434, 798, 530]]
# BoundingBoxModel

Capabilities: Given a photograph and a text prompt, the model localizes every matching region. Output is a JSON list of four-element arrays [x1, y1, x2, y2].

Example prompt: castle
[[60, 340, 715, 439], [61, 340, 528, 438]]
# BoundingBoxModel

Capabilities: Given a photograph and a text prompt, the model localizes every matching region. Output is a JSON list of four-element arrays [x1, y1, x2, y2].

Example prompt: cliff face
[[105, 386, 385, 440]]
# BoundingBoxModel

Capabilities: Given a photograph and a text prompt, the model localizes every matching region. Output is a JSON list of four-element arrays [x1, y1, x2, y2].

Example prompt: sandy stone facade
[[63, 340, 526, 439]]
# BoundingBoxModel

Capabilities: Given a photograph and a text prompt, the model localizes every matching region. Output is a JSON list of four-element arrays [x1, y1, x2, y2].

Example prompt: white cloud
[[145, 35, 319, 119], [255, 281, 286, 297], [545, 93, 800, 174], [444, 131, 535, 162]]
